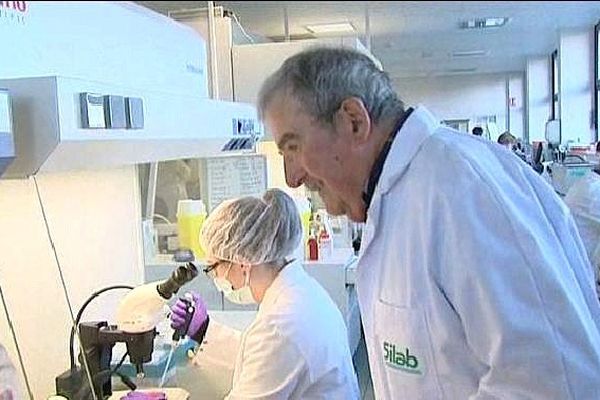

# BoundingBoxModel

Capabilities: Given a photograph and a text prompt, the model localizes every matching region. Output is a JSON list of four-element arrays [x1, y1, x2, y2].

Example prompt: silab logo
[[0, 1, 28, 25], [0, 1, 27, 13], [383, 341, 422, 375]]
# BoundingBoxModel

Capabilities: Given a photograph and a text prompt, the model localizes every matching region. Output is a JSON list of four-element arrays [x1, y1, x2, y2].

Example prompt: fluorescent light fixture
[[461, 17, 509, 30], [451, 50, 489, 58], [306, 22, 355, 34], [443, 67, 478, 75]]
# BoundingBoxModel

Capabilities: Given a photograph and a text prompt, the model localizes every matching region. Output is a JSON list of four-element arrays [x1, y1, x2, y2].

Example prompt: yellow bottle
[[177, 199, 207, 261]]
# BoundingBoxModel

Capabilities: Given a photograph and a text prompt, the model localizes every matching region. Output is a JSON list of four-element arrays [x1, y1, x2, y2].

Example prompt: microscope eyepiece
[[156, 262, 198, 300]]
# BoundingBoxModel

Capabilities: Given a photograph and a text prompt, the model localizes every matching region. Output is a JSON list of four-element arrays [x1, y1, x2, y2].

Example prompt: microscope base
[[55, 367, 87, 399]]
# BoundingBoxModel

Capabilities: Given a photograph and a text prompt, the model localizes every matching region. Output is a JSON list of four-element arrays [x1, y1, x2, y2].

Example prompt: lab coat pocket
[[374, 301, 442, 400]]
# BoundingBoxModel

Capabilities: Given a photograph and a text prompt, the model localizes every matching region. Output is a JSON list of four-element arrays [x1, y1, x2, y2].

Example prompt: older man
[[258, 47, 600, 399]]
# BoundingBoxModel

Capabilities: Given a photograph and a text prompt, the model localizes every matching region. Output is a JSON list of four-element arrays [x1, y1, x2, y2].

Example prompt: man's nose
[[283, 157, 306, 188]]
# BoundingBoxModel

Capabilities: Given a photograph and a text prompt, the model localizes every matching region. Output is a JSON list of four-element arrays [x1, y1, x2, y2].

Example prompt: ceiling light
[[461, 17, 509, 30], [451, 50, 489, 58], [305, 22, 355, 34], [443, 67, 478, 75]]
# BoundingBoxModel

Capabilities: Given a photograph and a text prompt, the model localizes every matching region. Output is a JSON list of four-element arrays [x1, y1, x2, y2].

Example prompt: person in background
[[155, 159, 192, 222], [170, 189, 359, 400], [497, 130, 517, 148], [498, 131, 527, 161], [471, 126, 483, 136], [258, 47, 600, 399], [0, 344, 18, 400]]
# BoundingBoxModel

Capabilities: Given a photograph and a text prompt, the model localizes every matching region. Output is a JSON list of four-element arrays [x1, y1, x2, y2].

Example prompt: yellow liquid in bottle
[[177, 213, 206, 260]]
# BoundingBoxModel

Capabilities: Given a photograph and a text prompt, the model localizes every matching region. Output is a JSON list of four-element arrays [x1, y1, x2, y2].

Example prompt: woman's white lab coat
[[356, 106, 600, 399], [192, 260, 359, 400]]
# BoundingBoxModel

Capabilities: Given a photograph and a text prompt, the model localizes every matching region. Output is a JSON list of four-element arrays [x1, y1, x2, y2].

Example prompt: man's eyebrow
[[276, 132, 298, 151]]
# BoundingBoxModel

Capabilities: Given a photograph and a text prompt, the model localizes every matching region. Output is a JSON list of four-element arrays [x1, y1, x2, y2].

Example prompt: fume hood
[[0, 1, 261, 178], [0, 89, 15, 175], [0, 75, 259, 178]]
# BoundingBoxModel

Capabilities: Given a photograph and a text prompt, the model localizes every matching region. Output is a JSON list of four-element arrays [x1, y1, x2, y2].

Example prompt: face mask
[[213, 263, 256, 305]]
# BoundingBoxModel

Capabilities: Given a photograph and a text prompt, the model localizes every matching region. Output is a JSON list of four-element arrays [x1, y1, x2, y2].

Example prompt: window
[[551, 49, 559, 120], [595, 21, 600, 138], [442, 119, 470, 133]]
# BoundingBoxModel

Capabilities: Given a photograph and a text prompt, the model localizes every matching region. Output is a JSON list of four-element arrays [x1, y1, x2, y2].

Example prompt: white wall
[[559, 29, 595, 145], [0, 167, 144, 398], [394, 73, 523, 141], [256, 140, 307, 198], [526, 57, 552, 142]]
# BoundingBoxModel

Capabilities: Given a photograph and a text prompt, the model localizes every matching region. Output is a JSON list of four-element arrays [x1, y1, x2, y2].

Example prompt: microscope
[[55, 259, 198, 399]]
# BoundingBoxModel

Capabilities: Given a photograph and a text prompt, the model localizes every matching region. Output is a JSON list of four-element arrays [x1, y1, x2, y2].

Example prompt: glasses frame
[[203, 262, 219, 277], [203, 260, 233, 278]]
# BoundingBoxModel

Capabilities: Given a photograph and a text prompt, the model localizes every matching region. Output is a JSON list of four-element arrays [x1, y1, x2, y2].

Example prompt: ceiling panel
[[136, 1, 600, 78]]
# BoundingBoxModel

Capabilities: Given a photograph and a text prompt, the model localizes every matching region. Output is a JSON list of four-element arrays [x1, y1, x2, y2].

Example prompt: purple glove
[[120, 391, 166, 400], [170, 291, 208, 339]]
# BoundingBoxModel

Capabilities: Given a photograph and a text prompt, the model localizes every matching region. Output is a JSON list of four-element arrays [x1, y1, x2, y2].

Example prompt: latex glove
[[170, 291, 208, 339], [120, 391, 166, 400]]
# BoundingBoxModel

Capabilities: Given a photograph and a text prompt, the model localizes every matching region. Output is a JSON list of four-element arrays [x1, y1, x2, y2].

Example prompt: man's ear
[[334, 97, 372, 144]]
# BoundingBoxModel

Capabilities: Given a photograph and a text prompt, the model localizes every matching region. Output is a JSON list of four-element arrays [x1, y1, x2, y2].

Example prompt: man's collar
[[362, 108, 414, 211]]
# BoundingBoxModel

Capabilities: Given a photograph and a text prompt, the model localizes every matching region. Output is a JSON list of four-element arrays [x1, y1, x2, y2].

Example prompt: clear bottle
[[316, 210, 333, 260], [318, 228, 332, 260]]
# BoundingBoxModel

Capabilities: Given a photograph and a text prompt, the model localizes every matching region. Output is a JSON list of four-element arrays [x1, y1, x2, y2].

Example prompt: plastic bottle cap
[[177, 199, 206, 216]]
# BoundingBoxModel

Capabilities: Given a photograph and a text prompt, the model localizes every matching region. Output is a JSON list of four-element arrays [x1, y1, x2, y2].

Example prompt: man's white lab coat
[[193, 260, 359, 399], [357, 106, 600, 399]]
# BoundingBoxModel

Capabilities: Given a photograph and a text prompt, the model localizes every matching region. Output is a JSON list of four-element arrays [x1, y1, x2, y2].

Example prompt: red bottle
[[308, 237, 319, 261]]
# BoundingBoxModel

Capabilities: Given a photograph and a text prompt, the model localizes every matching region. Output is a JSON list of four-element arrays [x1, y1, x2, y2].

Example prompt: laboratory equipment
[[549, 157, 595, 196], [177, 200, 207, 260], [0, 2, 262, 179], [308, 236, 319, 261], [55, 263, 198, 399], [0, 90, 14, 177], [108, 388, 189, 400], [119, 391, 167, 400], [0, 76, 261, 178], [545, 119, 561, 147], [294, 196, 312, 242], [160, 294, 195, 388]]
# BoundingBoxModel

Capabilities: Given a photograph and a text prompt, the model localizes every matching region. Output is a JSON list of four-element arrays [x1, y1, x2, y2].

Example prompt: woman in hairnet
[[170, 189, 360, 400]]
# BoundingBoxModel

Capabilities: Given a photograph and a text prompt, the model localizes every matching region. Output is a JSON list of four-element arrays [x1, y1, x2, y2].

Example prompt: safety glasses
[[203, 260, 231, 278]]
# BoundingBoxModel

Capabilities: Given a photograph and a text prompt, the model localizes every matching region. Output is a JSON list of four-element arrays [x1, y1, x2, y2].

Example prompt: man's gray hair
[[258, 47, 405, 126]]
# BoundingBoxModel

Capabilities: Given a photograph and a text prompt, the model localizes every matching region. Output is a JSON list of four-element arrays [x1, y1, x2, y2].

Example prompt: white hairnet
[[200, 189, 302, 265]]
